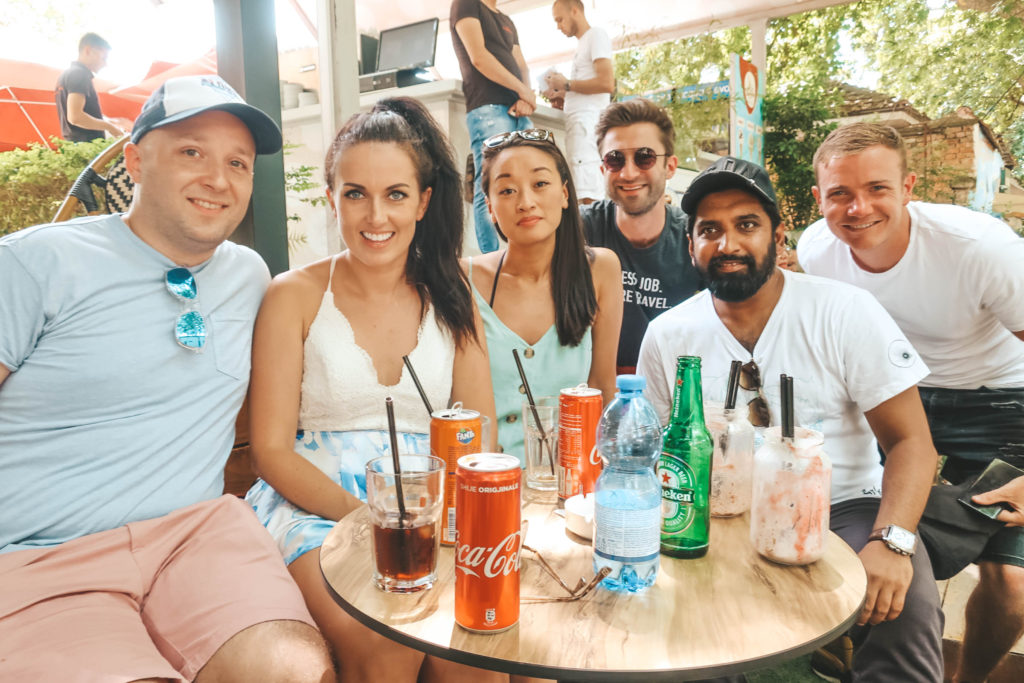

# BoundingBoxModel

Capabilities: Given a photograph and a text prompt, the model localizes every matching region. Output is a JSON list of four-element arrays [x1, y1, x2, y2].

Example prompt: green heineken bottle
[[659, 356, 713, 558]]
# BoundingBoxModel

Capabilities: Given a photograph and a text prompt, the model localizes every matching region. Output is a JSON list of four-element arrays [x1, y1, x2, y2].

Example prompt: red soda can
[[455, 453, 522, 633], [557, 384, 603, 506], [430, 403, 483, 545]]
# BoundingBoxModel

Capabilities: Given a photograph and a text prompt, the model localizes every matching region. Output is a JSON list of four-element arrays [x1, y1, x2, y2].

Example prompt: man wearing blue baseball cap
[[637, 156, 944, 682], [0, 76, 333, 681]]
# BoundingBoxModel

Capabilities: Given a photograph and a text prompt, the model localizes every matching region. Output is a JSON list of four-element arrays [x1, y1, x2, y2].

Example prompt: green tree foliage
[[611, 0, 1024, 221], [762, 89, 839, 234], [614, 28, 749, 168]]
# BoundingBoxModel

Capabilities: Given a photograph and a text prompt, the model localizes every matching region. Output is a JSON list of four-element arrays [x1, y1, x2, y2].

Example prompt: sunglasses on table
[[165, 267, 206, 352], [739, 359, 770, 428], [601, 147, 670, 172], [483, 128, 556, 149]]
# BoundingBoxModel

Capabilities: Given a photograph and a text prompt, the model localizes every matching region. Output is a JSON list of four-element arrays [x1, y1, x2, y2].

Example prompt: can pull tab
[[449, 401, 464, 412], [574, 383, 589, 390]]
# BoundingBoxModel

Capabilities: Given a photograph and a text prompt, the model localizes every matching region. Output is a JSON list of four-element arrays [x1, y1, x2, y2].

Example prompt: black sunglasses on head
[[601, 147, 669, 172]]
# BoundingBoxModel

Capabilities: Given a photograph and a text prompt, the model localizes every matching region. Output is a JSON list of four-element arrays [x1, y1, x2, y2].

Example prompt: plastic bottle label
[[659, 455, 697, 534], [594, 503, 661, 562]]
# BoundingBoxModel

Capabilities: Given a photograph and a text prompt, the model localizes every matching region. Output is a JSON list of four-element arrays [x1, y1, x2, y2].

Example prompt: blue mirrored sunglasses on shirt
[[165, 267, 206, 351]]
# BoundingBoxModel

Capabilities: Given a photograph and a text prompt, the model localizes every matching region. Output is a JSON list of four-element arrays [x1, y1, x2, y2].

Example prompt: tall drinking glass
[[365, 454, 445, 592]]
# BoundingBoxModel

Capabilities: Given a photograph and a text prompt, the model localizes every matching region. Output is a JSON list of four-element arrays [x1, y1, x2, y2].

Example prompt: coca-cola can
[[557, 384, 603, 506], [454, 453, 522, 633], [430, 403, 483, 545]]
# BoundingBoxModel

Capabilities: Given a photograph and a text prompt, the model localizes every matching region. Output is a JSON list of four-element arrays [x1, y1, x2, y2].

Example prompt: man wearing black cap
[[637, 156, 944, 681], [0, 76, 332, 680]]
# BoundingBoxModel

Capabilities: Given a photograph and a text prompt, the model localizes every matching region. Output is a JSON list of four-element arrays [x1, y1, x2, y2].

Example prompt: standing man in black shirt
[[451, 0, 536, 253], [55, 33, 125, 142], [582, 98, 702, 373]]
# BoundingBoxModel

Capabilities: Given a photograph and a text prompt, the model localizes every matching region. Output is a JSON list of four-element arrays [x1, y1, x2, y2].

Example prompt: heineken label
[[659, 453, 696, 535]]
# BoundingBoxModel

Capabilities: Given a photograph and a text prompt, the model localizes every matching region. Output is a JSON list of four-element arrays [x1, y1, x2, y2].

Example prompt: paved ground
[[747, 654, 821, 682]]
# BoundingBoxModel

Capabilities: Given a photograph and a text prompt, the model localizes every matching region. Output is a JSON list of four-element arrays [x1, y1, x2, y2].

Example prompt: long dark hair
[[324, 97, 476, 346], [480, 135, 597, 347]]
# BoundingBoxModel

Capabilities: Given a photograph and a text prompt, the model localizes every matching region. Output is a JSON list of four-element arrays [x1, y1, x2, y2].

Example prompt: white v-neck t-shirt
[[798, 201, 1024, 389], [637, 269, 929, 504]]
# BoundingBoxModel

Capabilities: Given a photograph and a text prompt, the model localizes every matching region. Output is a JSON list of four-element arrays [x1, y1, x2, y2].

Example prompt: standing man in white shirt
[[638, 155, 944, 682], [799, 121, 1024, 683], [543, 0, 614, 203]]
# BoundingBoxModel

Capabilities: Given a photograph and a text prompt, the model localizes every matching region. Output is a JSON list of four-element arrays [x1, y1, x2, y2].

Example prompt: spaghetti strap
[[489, 249, 506, 309], [325, 254, 340, 293]]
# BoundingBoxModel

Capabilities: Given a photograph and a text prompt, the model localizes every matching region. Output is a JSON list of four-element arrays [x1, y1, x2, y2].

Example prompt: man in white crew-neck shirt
[[543, 0, 614, 203], [638, 156, 944, 682], [799, 121, 1024, 683]]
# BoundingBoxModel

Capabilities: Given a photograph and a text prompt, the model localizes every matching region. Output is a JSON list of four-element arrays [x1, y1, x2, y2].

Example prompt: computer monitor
[[376, 18, 439, 73]]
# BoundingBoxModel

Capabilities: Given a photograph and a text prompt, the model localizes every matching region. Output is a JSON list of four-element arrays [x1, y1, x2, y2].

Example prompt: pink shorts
[[0, 495, 315, 682]]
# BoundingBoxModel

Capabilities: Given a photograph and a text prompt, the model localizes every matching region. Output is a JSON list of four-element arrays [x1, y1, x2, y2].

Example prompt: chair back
[[52, 136, 134, 222]]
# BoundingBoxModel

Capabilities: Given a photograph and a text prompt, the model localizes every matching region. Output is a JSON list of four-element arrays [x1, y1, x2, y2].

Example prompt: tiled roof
[[835, 82, 929, 122]]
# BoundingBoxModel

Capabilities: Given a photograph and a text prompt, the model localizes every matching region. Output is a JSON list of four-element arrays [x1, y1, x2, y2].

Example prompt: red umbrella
[[0, 58, 145, 151]]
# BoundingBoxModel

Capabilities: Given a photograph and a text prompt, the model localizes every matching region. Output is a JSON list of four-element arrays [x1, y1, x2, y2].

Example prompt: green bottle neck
[[669, 361, 705, 429]]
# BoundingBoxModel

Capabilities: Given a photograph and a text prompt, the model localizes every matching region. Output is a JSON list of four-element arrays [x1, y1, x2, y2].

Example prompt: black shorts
[[920, 386, 1024, 568]]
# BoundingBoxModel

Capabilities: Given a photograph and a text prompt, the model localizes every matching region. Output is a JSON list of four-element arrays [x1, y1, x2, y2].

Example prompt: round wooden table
[[320, 488, 866, 681]]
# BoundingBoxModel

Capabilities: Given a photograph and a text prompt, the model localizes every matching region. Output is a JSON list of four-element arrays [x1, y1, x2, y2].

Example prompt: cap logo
[[200, 76, 238, 100]]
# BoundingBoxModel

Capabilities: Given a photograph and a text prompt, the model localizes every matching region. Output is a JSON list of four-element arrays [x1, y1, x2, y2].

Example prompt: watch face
[[885, 526, 916, 553]]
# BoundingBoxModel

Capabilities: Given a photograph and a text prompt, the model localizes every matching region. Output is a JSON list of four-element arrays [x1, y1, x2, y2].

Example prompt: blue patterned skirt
[[246, 429, 429, 565]]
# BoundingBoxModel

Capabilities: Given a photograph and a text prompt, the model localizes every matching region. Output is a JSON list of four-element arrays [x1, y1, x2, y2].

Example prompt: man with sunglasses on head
[[799, 121, 1024, 683], [637, 156, 944, 682], [581, 98, 702, 373], [0, 75, 332, 681]]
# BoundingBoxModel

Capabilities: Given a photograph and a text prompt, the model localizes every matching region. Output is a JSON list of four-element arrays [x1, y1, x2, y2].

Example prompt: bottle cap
[[615, 374, 646, 391]]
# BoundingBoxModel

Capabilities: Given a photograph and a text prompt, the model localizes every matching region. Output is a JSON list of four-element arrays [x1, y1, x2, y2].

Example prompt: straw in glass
[[780, 374, 795, 439], [724, 360, 742, 410], [385, 396, 408, 528], [512, 348, 555, 474], [402, 355, 434, 416]]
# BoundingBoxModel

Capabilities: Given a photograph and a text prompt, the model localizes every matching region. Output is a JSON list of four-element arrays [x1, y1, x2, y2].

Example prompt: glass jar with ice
[[749, 426, 831, 565]]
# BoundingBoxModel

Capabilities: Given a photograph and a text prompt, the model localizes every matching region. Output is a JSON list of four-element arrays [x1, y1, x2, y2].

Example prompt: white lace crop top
[[297, 256, 455, 433]]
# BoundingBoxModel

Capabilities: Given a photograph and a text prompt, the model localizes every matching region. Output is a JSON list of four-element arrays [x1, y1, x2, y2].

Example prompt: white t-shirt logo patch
[[888, 340, 916, 368]]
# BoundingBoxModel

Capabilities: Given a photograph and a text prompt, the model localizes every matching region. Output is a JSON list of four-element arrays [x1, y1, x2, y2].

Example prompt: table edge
[[318, 554, 866, 681]]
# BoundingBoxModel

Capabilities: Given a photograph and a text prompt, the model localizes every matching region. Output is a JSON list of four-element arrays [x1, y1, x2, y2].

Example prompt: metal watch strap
[[868, 527, 913, 556]]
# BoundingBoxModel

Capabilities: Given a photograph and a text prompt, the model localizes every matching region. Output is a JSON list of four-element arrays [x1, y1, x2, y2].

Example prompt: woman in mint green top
[[463, 129, 623, 462]]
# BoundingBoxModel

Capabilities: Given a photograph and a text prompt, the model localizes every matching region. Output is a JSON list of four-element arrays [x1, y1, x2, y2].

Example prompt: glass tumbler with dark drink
[[365, 454, 445, 593]]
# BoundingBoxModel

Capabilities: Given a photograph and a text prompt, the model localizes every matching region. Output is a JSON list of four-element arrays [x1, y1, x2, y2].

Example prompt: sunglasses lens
[[602, 150, 625, 171], [175, 310, 206, 350], [748, 396, 770, 427], [739, 361, 760, 390], [166, 268, 197, 300], [484, 132, 511, 148], [634, 148, 659, 170]]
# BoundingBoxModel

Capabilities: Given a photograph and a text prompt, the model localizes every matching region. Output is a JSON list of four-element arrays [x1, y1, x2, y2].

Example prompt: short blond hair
[[813, 122, 908, 179]]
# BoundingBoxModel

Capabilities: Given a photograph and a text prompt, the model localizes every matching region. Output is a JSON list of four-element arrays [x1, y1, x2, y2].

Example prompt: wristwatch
[[868, 525, 916, 556], [565, 80, 572, 92]]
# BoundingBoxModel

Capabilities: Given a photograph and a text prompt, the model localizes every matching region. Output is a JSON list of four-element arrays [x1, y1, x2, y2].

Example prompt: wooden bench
[[939, 566, 1024, 681], [223, 396, 259, 497]]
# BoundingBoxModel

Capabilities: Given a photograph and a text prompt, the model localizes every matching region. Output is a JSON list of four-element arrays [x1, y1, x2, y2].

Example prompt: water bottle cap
[[615, 374, 646, 391]]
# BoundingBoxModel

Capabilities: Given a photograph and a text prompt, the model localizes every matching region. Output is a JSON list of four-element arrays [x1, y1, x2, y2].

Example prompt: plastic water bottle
[[593, 375, 663, 592]]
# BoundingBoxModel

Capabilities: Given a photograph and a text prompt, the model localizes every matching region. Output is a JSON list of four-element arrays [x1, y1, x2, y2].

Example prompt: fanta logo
[[455, 529, 523, 578], [456, 428, 475, 444]]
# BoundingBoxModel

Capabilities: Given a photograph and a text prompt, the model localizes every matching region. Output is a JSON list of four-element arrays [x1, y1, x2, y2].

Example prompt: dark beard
[[698, 240, 776, 302]]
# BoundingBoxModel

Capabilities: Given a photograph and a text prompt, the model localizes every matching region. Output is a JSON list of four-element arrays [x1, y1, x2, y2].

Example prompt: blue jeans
[[466, 104, 532, 253]]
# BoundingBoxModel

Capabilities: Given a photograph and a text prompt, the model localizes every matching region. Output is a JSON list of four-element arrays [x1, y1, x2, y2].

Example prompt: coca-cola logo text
[[455, 529, 523, 578]]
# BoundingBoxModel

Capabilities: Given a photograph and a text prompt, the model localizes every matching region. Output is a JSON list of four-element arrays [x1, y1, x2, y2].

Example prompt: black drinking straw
[[402, 355, 434, 416], [781, 374, 795, 439], [512, 348, 555, 474], [385, 396, 408, 528], [724, 360, 742, 410]]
